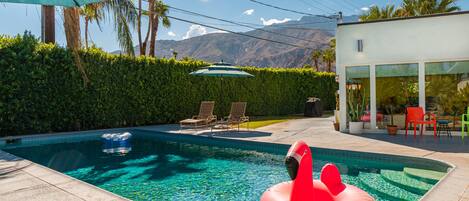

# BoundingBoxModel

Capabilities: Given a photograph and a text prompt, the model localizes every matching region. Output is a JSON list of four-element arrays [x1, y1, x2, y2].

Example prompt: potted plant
[[347, 86, 366, 134], [386, 97, 398, 135]]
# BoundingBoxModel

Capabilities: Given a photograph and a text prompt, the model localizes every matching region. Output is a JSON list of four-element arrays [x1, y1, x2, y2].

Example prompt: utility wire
[[248, 0, 335, 20], [169, 6, 322, 43], [166, 15, 315, 49], [309, 0, 337, 13], [337, 0, 359, 12], [294, 0, 333, 14], [341, 0, 362, 10]]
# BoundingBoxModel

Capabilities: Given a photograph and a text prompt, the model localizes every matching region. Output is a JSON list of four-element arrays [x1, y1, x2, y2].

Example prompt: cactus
[[347, 86, 366, 122]]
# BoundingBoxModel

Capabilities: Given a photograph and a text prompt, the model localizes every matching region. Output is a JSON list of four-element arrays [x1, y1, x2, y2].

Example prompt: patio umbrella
[[0, 0, 102, 7], [190, 62, 254, 78], [190, 61, 254, 117]]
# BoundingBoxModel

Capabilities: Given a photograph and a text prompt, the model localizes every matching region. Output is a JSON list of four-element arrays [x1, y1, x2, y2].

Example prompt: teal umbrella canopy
[[0, 0, 102, 7], [190, 62, 254, 78]]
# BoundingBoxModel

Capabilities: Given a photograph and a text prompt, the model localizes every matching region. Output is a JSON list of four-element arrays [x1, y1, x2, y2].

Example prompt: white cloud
[[167, 31, 176, 37], [260, 17, 291, 26], [183, 25, 208, 40], [361, 4, 375, 12], [210, 30, 228, 34], [242, 9, 254, 15]]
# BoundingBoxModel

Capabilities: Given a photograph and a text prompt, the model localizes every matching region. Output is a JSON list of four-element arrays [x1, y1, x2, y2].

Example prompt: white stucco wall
[[337, 13, 469, 66], [336, 12, 469, 131]]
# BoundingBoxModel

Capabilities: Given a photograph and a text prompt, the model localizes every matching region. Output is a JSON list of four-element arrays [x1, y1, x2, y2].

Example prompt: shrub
[[0, 33, 337, 136]]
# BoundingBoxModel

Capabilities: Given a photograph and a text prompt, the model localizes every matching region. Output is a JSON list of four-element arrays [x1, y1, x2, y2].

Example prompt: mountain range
[[113, 15, 358, 68]]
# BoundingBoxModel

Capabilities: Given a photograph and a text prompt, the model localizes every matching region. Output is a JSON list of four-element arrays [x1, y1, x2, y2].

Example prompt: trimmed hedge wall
[[0, 34, 337, 136]]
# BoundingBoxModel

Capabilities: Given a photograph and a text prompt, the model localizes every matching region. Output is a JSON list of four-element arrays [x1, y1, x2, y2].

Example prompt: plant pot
[[387, 125, 398, 135], [333, 122, 340, 131], [349, 122, 363, 134]]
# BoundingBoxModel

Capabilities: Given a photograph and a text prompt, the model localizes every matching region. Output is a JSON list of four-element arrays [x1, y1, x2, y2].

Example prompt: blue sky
[[1, 0, 468, 52]]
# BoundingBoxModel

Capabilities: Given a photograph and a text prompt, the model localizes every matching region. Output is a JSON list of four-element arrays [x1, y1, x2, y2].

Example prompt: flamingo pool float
[[261, 141, 374, 201]]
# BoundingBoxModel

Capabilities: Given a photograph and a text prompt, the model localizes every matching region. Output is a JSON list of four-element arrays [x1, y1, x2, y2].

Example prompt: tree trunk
[[41, 5, 55, 44], [328, 61, 332, 72], [137, 0, 144, 55], [313, 59, 319, 71], [142, 0, 154, 56], [149, 18, 159, 57], [64, 8, 89, 85], [85, 18, 89, 48], [64, 8, 81, 49]]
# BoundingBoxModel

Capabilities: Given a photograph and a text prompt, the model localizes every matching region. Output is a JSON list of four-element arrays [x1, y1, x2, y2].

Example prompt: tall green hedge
[[0, 34, 337, 136]]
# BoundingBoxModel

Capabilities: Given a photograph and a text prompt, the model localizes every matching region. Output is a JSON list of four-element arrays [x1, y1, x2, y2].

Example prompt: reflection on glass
[[425, 61, 469, 130], [346, 66, 370, 128], [376, 64, 419, 129]]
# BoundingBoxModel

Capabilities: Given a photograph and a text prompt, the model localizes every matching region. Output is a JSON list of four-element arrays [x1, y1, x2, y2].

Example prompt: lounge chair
[[180, 101, 217, 129], [224, 102, 249, 131]]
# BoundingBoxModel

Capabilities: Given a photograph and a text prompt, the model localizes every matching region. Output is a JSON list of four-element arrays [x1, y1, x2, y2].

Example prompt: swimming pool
[[1, 129, 450, 201]]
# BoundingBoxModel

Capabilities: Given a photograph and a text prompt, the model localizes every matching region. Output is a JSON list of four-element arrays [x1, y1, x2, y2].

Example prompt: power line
[[341, 0, 362, 10], [322, 0, 356, 13], [169, 6, 322, 43], [166, 15, 315, 50], [309, 0, 337, 13], [248, 0, 335, 20], [294, 0, 334, 14]]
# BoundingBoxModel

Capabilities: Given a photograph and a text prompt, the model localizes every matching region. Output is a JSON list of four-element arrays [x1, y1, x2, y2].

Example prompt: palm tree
[[80, 4, 104, 48], [148, 0, 171, 57], [137, 0, 171, 56], [360, 5, 400, 21], [322, 48, 335, 72], [404, 0, 460, 15], [311, 50, 322, 71], [63, 7, 89, 84], [72, 0, 136, 55], [360, 0, 460, 21]]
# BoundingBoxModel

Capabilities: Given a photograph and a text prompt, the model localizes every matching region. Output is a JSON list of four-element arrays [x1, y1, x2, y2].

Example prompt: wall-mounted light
[[357, 39, 363, 52]]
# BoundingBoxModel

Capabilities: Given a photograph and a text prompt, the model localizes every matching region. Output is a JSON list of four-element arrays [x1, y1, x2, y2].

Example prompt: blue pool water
[[2, 131, 449, 201]]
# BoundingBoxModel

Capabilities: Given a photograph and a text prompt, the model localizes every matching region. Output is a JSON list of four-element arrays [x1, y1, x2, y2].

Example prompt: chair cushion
[[180, 119, 206, 124]]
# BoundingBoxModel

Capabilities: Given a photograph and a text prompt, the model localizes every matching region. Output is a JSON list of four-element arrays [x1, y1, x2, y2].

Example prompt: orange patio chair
[[405, 107, 436, 137]]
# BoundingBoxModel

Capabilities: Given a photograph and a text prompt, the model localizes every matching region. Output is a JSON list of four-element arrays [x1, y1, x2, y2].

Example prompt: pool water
[[2, 131, 447, 201]]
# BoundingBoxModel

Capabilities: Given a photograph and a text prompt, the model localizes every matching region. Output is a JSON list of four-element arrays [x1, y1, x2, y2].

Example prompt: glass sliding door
[[376, 64, 419, 129], [345, 66, 370, 128], [425, 60, 469, 130]]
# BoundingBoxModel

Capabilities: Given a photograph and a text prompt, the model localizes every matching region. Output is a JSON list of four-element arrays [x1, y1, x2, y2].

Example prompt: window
[[376, 64, 419, 129], [346, 66, 370, 128], [425, 61, 469, 130]]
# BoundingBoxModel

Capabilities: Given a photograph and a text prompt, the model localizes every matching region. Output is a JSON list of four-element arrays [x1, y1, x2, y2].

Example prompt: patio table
[[436, 120, 452, 137]]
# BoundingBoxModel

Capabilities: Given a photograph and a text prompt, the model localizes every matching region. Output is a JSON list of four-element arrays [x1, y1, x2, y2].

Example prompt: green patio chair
[[461, 107, 469, 140]]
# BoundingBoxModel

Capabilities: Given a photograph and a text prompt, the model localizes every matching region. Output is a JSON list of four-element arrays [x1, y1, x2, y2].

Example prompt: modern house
[[336, 11, 469, 132]]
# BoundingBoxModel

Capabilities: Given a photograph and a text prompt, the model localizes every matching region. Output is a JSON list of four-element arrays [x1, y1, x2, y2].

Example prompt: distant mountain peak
[[113, 15, 359, 68]]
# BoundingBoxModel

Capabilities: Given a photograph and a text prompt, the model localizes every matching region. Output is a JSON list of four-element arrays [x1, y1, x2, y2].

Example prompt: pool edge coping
[[0, 149, 130, 201]]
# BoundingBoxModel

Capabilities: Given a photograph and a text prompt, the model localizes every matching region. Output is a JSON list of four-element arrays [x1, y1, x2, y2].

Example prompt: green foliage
[[360, 0, 460, 21], [0, 34, 337, 136], [347, 86, 366, 122]]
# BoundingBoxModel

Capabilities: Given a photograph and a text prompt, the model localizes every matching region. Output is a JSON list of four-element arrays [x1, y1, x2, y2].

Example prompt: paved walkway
[[0, 136, 128, 201], [1, 117, 469, 201]]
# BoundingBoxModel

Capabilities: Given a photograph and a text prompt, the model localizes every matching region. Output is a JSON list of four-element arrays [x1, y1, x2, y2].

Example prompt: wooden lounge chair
[[224, 102, 249, 131], [180, 101, 217, 129]]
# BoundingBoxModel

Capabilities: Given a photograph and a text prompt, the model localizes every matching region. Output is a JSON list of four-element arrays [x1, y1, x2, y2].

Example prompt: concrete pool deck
[[1, 116, 469, 200]]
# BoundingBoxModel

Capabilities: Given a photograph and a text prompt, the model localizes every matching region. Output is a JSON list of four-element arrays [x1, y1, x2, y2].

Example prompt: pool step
[[380, 170, 433, 195], [358, 172, 421, 201], [403, 168, 445, 184]]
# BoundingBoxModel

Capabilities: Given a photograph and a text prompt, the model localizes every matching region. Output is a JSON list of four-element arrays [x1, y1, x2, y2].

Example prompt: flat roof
[[338, 10, 469, 26]]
